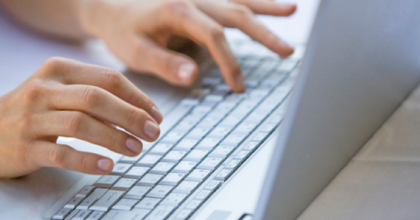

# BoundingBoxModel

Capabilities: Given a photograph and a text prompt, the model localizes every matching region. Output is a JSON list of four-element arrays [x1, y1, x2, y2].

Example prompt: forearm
[[0, 0, 94, 41]]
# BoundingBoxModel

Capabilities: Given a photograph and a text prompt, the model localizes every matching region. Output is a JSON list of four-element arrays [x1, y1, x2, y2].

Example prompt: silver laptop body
[[44, 0, 420, 219]]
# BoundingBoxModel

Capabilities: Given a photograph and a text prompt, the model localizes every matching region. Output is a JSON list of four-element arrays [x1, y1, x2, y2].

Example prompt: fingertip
[[177, 62, 198, 85], [151, 106, 163, 124], [97, 158, 113, 172]]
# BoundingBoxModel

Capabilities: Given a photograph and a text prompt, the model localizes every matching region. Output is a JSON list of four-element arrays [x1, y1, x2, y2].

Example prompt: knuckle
[[41, 57, 67, 74], [65, 112, 85, 136], [79, 153, 91, 172], [80, 86, 102, 110], [208, 25, 225, 41], [163, 0, 191, 21], [126, 108, 142, 128], [107, 130, 123, 151], [100, 68, 123, 90], [49, 147, 67, 168], [233, 5, 252, 19], [23, 79, 45, 102]]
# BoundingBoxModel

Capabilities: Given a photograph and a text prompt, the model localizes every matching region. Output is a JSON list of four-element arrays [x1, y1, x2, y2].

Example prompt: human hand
[[0, 58, 162, 178], [80, 0, 296, 92]]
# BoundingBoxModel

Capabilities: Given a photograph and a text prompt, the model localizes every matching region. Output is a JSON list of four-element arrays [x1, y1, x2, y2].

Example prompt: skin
[[0, 0, 296, 178]]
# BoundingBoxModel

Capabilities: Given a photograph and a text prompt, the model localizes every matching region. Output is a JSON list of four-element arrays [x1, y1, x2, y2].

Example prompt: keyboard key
[[196, 114, 224, 128], [191, 105, 213, 116], [277, 61, 297, 72], [89, 190, 125, 211], [94, 175, 119, 188], [245, 112, 267, 123], [185, 200, 202, 210], [183, 89, 210, 103], [195, 190, 212, 200], [119, 153, 144, 164], [161, 151, 187, 163], [76, 186, 95, 198], [245, 80, 259, 88], [72, 209, 91, 220], [235, 150, 251, 160], [138, 174, 163, 186], [201, 77, 221, 87], [64, 196, 84, 209], [185, 169, 211, 182], [209, 145, 234, 158], [205, 180, 222, 191], [124, 186, 151, 200], [64, 209, 79, 220], [213, 102, 236, 115], [207, 126, 233, 138], [176, 209, 193, 219], [261, 123, 278, 132], [77, 188, 108, 210], [85, 211, 105, 220], [160, 173, 185, 186], [112, 199, 139, 211], [184, 150, 209, 162], [197, 157, 223, 170], [173, 139, 198, 151], [232, 122, 258, 135], [160, 193, 188, 206], [111, 178, 137, 191], [172, 161, 197, 173], [219, 115, 244, 127], [225, 159, 241, 170], [186, 128, 211, 139], [52, 208, 72, 220], [149, 143, 173, 155], [137, 155, 161, 167], [243, 141, 259, 151], [172, 120, 197, 132], [111, 163, 132, 175], [145, 206, 176, 220], [214, 169, 233, 181], [150, 162, 175, 175], [195, 137, 221, 150], [135, 198, 161, 209], [173, 181, 199, 194], [161, 131, 186, 143], [101, 209, 150, 220], [124, 166, 149, 179], [221, 134, 247, 146], [147, 185, 173, 198], [253, 132, 269, 141], [203, 94, 224, 103]]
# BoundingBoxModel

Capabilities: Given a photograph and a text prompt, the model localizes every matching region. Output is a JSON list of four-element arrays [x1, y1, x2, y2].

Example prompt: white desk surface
[[3, 1, 419, 220]]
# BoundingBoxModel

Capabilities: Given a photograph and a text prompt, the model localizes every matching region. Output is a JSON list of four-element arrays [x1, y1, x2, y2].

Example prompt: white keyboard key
[[185, 169, 211, 182], [161, 151, 187, 163], [137, 155, 161, 167], [64, 210, 79, 220], [184, 150, 209, 162], [111, 163, 132, 175], [145, 206, 176, 220], [101, 209, 150, 220], [149, 143, 173, 155], [112, 199, 139, 211], [147, 185, 173, 198], [76, 186, 95, 198], [150, 162, 175, 175], [138, 174, 163, 186], [245, 112, 267, 123], [172, 161, 197, 173], [119, 153, 144, 164], [225, 159, 241, 170], [173, 181, 199, 194], [219, 115, 243, 127], [253, 132, 269, 141], [77, 188, 108, 210], [207, 126, 232, 138], [214, 102, 236, 115], [160, 173, 185, 186], [111, 178, 137, 191], [72, 210, 91, 220], [64, 196, 84, 209], [261, 123, 278, 132], [195, 190, 212, 200], [214, 169, 233, 181], [202, 76, 221, 87], [135, 198, 161, 209], [277, 61, 297, 71], [197, 157, 223, 170], [176, 209, 193, 219], [235, 150, 251, 160], [124, 186, 151, 200], [172, 120, 197, 132], [209, 145, 234, 158], [89, 190, 125, 211], [232, 122, 258, 134], [196, 114, 224, 128], [191, 105, 212, 116], [186, 128, 211, 139], [161, 131, 186, 143], [124, 166, 149, 179], [173, 139, 198, 151], [94, 175, 119, 188], [195, 137, 221, 150], [205, 180, 222, 191], [85, 211, 105, 220], [185, 200, 202, 210], [52, 208, 72, 220], [221, 134, 247, 146], [160, 193, 188, 206], [243, 141, 259, 151]]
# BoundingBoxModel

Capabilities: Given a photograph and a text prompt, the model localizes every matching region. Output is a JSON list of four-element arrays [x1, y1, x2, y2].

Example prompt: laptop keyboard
[[51, 40, 304, 220]]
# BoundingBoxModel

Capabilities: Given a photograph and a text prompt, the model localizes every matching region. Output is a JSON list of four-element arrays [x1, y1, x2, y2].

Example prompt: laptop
[[44, 0, 420, 219]]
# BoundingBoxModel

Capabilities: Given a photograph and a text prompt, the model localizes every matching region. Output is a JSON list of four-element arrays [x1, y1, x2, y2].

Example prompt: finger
[[50, 84, 161, 142], [195, 1, 294, 58], [40, 57, 163, 123], [163, 5, 245, 92], [34, 111, 143, 156], [33, 142, 114, 175], [128, 37, 200, 86], [229, 0, 297, 16]]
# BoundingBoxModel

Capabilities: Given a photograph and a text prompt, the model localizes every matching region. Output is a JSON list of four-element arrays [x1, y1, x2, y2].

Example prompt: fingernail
[[178, 63, 195, 82], [97, 158, 112, 171], [280, 40, 294, 50], [236, 74, 245, 92], [126, 137, 142, 154], [151, 106, 163, 124], [144, 120, 160, 139]]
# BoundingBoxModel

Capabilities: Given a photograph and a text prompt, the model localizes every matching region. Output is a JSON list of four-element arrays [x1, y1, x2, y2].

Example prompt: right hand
[[0, 57, 162, 178]]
